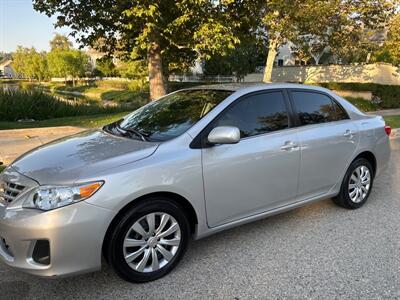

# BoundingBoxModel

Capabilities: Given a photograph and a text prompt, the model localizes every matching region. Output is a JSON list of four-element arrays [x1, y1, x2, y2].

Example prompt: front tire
[[106, 198, 190, 283], [333, 158, 374, 209]]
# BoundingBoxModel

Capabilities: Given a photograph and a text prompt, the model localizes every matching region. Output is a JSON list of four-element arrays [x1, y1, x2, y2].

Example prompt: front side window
[[291, 91, 348, 126], [106, 89, 232, 141], [212, 91, 289, 138]]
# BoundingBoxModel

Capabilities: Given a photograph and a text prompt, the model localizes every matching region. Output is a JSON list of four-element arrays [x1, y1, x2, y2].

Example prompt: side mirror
[[207, 126, 240, 145]]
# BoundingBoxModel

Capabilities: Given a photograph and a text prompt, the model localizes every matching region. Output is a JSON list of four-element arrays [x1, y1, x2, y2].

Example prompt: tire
[[333, 158, 374, 209], [106, 197, 190, 283]]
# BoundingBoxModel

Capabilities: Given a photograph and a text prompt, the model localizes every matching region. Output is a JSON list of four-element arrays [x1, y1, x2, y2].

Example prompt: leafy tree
[[94, 57, 118, 77], [12, 47, 49, 81], [33, 1, 246, 100], [50, 33, 72, 51], [47, 49, 89, 85], [261, 0, 397, 82], [373, 13, 400, 65], [117, 60, 147, 80], [204, 39, 266, 81]]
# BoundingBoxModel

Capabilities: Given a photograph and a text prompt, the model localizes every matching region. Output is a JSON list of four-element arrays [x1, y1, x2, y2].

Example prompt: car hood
[[10, 129, 159, 184]]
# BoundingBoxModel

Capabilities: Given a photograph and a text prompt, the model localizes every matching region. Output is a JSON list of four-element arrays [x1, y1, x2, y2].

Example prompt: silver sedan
[[0, 83, 391, 282]]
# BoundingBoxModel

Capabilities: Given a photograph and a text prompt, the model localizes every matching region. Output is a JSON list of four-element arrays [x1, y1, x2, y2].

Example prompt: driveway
[[1, 139, 399, 299], [0, 126, 85, 165]]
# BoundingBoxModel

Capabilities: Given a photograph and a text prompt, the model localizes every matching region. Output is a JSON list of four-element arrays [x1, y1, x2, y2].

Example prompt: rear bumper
[[0, 201, 113, 277], [374, 136, 391, 177]]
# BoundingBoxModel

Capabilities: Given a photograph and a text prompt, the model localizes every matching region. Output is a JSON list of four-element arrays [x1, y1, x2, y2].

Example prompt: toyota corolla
[[0, 84, 391, 282]]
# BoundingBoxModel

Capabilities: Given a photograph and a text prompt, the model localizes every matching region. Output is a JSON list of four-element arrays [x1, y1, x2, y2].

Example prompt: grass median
[[0, 112, 130, 130], [384, 115, 400, 129]]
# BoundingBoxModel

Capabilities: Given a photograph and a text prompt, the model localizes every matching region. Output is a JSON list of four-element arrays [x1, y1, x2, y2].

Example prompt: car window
[[115, 89, 232, 141], [212, 91, 289, 138], [291, 91, 348, 125], [331, 101, 349, 121]]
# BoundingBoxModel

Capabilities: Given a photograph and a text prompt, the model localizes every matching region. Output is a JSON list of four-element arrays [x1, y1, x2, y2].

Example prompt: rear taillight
[[384, 125, 392, 136]]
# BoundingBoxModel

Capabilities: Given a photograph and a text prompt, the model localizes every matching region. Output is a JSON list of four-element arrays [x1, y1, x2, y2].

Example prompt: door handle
[[281, 141, 298, 151], [343, 130, 354, 138]]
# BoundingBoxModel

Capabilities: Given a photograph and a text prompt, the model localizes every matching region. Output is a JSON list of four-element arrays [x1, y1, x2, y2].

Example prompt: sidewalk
[[0, 126, 85, 166], [368, 108, 400, 116]]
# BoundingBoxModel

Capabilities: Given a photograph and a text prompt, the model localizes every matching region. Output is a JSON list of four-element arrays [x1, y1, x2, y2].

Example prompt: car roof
[[185, 82, 366, 119], [188, 82, 331, 93]]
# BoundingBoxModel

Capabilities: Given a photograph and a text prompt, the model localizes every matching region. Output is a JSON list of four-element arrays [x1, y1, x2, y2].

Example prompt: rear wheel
[[106, 198, 190, 282], [333, 158, 374, 209]]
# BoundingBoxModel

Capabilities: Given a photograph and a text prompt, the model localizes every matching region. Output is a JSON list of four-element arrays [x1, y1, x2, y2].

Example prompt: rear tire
[[106, 198, 190, 283], [333, 158, 374, 209]]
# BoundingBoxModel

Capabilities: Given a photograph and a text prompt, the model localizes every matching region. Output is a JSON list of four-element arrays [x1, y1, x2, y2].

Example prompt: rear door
[[201, 90, 301, 227], [288, 90, 358, 199]]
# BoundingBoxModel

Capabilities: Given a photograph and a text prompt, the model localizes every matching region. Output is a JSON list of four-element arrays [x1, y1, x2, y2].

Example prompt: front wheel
[[333, 158, 374, 209], [106, 198, 190, 282]]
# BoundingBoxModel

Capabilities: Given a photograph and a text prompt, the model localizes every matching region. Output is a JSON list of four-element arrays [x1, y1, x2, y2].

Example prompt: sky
[[0, 0, 75, 52]]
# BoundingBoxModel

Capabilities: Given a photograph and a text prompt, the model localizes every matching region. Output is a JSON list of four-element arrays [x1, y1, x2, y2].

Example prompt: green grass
[[0, 89, 127, 121], [0, 165, 5, 172], [384, 115, 400, 129], [0, 112, 130, 130]]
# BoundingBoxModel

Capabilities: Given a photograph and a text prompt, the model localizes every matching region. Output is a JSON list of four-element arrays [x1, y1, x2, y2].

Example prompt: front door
[[202, 91, 301, 228]]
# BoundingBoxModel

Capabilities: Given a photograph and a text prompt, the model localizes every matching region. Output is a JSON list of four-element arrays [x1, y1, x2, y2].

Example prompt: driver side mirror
[[207, 126, 240, 145]]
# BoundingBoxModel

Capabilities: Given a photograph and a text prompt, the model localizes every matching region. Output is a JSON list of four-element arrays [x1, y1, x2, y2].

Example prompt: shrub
[[0, 89, 126, 121], [344, 97, 380, 112], [317, 82, 400, 109]]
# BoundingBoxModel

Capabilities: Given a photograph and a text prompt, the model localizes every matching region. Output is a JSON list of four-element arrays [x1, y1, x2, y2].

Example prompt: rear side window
[[212, 91, 289, 138], [291, 91, 349, 126]]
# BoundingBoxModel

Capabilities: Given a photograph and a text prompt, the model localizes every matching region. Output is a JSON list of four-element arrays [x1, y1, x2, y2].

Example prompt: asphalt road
[[1, 139, 399, 300]]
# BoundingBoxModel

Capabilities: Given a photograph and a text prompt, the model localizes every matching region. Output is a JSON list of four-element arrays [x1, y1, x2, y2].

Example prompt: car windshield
[[104, 89, 232, 141]]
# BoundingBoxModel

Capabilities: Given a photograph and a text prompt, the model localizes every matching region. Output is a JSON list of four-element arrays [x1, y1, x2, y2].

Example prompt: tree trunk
[[263, 41, 278, 83], [148, 38, 166, 100]]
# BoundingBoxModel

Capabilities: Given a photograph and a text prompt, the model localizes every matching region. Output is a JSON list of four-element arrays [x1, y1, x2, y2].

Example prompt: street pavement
[[0, 139, 399, 300], [0, 126, 84, 165]]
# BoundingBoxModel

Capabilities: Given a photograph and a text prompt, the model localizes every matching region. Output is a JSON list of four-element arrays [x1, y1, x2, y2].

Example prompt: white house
[[0, 60, 16, 78]]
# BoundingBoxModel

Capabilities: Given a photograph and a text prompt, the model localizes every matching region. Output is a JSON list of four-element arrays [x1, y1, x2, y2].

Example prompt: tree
[[50, 33, 72, 51], [261, 0, 397, 82], [94, 57, 118, 77], [47, 49, 89, 85], [373, 13, 400, 65], [117, 60, 147, 80], [12, 47, 49, 81], [204, 38, 266, 81], [33, 1, 245, 100]]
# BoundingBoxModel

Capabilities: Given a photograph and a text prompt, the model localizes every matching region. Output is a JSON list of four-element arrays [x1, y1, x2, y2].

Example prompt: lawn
[[0, 112, 130, 130], [384, 115, 400, 129]]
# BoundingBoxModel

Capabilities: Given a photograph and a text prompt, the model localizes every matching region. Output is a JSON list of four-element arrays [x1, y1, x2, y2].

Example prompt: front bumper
[[0, 201, 113, 277]]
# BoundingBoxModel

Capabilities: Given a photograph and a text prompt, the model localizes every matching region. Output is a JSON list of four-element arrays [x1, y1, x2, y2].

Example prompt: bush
[[344, 97, 380, 112], [0, 89, 125, 121], [317, 82, 400, 109]]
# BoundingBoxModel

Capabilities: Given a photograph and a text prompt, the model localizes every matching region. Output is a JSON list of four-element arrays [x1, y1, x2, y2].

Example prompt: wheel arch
[[102, 191, 198, 260], [353, 151, 377, 176]]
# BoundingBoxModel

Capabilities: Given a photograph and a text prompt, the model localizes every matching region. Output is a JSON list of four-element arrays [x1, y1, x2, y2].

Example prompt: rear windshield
[[116, 89, 232, 141]]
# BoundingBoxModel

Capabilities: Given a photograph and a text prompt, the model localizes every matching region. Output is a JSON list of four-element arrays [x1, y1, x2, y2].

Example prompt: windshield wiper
[[117, 124, 150, 142]]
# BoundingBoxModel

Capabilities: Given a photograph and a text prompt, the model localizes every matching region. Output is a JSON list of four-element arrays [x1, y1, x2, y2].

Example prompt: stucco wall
[[244, 63, 400, 85], [272, 63, 400, 85]]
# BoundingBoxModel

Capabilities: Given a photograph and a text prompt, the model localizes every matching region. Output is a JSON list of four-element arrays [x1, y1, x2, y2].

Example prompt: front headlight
[[23, 181, 104, 211]]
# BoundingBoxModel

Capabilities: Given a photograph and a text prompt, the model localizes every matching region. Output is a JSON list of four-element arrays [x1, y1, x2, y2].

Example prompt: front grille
[[0, 181, 26, 204]]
